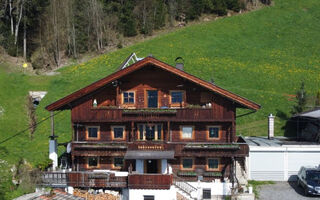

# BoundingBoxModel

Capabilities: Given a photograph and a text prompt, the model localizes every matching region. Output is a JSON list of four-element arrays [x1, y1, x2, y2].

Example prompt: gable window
[[88, 157, 99, 168], [112, 126, 125, 140], [182, 158, 193, 169], [181, 126, 193, 139], [86, 126, 100, 139], [123, 91, 134, 104], [207, 126, 220, 139], [113, 157, 124, 168], [171, 91, 184, 103], [207, 158, 219, 171]]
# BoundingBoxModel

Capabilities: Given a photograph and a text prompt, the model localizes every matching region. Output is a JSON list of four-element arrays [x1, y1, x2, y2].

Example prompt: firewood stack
[[73, 189, 120, 200]]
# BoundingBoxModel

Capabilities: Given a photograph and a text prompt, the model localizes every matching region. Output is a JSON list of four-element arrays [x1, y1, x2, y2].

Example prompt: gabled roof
[[46, 56, 260, 111]]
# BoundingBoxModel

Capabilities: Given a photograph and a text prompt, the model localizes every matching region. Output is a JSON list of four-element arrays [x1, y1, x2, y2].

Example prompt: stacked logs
[[73, 189, 119, 200]]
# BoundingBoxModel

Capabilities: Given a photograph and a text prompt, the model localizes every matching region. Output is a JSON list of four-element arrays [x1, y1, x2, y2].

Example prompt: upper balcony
[[71, 107, 234, 122]]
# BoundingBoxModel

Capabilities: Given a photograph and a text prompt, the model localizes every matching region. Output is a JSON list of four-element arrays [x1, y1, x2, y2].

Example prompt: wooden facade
[[46, 56, 260, 189]]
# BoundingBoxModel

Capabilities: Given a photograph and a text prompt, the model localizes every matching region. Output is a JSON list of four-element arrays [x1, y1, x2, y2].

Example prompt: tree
[[291, 81, 308, 115]]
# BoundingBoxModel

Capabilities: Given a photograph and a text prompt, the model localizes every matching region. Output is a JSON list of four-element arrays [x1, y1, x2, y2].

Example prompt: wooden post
[[131, 121, 134, 142], [72, 155, 75, 171], [167, 121, 170, 142], [116, 85, 120, 107]]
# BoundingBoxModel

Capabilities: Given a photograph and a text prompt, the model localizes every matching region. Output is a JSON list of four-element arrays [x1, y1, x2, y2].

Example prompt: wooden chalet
[[45, 56, 260, 197]]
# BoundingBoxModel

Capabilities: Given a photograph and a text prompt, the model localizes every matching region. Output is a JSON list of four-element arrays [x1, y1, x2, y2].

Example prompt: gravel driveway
[[258, 181, 320, 200]]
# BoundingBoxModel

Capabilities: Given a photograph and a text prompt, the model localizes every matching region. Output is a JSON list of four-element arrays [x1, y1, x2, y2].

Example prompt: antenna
[[119, 53, 144, 70]]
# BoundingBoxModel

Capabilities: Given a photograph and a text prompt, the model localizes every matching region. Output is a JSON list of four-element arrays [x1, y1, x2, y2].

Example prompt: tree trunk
[[14, 0, 23, 45], [23, 6, 26, 60], [9, 0, 14, 35]]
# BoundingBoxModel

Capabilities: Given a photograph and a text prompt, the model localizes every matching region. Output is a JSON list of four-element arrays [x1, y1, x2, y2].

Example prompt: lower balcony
[[128, 174, 173, 189], [40, 171, 127, 188]]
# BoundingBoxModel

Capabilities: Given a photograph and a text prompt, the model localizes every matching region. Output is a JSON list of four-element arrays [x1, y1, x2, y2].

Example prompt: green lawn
[[1, 0, 320, 197]]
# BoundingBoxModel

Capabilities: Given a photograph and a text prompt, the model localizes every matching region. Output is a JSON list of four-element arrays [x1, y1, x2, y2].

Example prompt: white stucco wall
[[188, 181, 232, 196], [128, 186, 176, 200]]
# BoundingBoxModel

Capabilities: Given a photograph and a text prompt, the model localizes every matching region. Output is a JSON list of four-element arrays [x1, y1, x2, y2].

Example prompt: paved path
[[258, 182, 320, 200]]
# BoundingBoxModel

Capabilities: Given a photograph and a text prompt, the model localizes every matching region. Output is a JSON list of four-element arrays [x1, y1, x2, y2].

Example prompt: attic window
[[123, 91, 135, 104]]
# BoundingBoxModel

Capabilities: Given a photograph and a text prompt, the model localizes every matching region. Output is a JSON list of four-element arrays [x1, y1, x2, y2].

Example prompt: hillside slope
[[1, 0, 320, 168]]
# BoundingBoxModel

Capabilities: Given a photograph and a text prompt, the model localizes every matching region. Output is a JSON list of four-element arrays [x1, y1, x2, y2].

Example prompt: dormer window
[[123, 91, 135, 104]]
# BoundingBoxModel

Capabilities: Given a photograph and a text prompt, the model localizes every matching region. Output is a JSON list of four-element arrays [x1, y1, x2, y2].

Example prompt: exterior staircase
[[172, 173, 197, 200]]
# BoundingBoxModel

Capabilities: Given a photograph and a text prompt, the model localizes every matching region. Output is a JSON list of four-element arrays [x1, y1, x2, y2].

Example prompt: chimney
[[268, 114, 275, 139], [175, 57, 184, 71]]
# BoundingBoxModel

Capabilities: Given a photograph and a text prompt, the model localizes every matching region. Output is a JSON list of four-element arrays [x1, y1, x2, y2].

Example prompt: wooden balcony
[[128, 174, 173, 189], [40, 171, 127, 188], [71, 108, 233, 122]]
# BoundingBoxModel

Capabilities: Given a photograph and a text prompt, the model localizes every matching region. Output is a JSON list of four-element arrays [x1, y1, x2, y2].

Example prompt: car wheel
[[304, 188, 309, 197]]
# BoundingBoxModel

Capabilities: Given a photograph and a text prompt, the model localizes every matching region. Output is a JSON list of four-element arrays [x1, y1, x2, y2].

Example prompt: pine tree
[[291, 81, 308, 114]]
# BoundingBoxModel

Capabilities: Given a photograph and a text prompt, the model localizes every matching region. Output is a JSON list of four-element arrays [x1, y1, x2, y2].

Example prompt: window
[[144, 196, 154, 200], [207, 158, 219, 170], [138, 124, 162, 141], [123, 91, 134, 104], [157, 124, 162, 140], [171, 91, 184, 104], [86, 126, 99, 139], [147, 90, 158, 108], [113, 157, 124, 168], [112, 126, 125, 140], [88, 157, 99, 168], [181, 126, 193, 139], [182, 158, 193, 169], [208, 126, 220, 139], [203, 189, 211, 199], [139, 124, 144, 140]]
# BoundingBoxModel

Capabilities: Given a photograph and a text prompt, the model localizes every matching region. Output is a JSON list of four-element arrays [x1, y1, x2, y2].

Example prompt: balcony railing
[[128, 174, 173, 189], [72, 107, 233, 122], [40, 171, 127, 188]]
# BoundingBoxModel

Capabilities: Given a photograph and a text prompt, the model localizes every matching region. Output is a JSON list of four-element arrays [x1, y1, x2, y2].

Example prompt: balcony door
[[147, 90, 158, 108], [145, 159, 159, 173], [138, 124, 162, 141]]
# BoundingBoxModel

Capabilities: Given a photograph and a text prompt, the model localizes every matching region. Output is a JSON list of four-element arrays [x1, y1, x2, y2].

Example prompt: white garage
[[245, 137, 320, 181]]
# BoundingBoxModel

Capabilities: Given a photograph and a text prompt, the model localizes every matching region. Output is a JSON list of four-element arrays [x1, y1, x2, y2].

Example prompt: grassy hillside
[[0, 0, 320, 179]]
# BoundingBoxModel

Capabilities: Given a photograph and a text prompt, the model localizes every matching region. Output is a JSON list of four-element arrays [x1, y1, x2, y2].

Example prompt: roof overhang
[[124, 150, 175, 159], [46, 56, 261, 111], [293, 108, 320, 119]]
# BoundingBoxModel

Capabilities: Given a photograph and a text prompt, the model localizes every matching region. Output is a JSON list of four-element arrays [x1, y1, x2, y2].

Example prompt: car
[[297, 166, 320, 196]]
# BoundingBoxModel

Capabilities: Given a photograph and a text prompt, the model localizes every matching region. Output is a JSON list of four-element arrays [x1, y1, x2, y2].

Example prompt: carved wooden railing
[[128, 174, 173, 189], [72, 108, 233, 122]]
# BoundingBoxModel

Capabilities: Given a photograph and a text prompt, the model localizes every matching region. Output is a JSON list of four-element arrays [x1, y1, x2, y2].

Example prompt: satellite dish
[[67, 143, 71, 153]]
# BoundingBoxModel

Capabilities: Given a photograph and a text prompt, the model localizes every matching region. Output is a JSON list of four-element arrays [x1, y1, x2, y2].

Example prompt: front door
[[147, 90, 158, 108], [145, 159, 158, 173]]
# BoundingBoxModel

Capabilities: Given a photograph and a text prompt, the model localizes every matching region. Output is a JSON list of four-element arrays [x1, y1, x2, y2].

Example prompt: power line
[[0, 110, 63, 145]]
